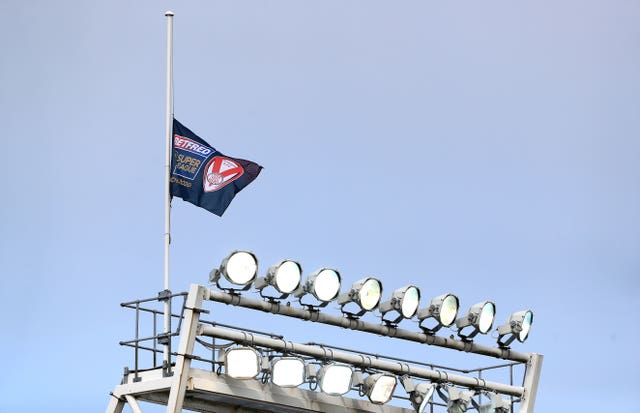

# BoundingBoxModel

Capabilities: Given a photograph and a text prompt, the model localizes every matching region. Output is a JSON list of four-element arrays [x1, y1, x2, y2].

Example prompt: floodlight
[[362, 373, 397, 404], [337, 277, 383, 317], [219, 346, 261, 379], [417, 293, 459, 334], [294, 268, 341, 307], [209, 250, 258, 291], [271, 357, 306, 387], [455, 301, 496, 341], [497, 310, 533, 347], [254, 260, 302, 299], [401, 377, 436, 413], [489, 394, 511, 413], [317, 363, 354, 396], [439, 387, 474, 413], [379, 285, 421, 324]]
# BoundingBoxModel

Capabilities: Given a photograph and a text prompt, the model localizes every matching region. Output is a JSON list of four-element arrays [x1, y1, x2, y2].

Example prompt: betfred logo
[[203, 156, 244, 192], [174, 135, 213, 156]]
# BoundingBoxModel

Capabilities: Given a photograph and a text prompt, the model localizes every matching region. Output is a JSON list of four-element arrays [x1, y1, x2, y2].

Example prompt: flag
[[170, 118, 262, 216]]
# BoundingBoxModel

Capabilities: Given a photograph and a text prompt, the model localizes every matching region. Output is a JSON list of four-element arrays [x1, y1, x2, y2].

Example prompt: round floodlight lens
[[478, 302, 495, 334], [367, 374, 397, 404], [313, 269, 341, 302], [359, 278, 382, 311], [272, 358, 305, 387], [518, 310, 533, 342], [400, 286, 420, 319], [320, 364, 353, 395], [225, 251, 257, 285], [440, 294, 459, 327], [274, 260, 301, 294]]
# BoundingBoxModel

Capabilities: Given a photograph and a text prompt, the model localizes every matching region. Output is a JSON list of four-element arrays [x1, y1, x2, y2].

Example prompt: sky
[[1, 1, 639, 412]]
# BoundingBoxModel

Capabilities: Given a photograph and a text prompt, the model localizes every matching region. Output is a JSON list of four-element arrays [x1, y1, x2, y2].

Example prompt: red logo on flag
[[203, 156, 245, 192]]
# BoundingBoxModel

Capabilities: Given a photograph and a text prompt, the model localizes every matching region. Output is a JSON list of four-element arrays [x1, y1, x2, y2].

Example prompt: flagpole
[[163, 10, 174, 369]]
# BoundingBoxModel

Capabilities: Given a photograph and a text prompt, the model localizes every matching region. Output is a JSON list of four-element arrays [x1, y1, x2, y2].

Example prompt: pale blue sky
[[1, 1, 639, 412]]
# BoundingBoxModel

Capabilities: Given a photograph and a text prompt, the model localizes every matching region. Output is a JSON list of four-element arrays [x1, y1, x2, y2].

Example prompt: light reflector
[[380, 285, 421, 324], [222, 347, 261, 379], [210, 251, 258, 288], [271, 357, 305, 387], [318, 363, 354, 396], [359, 278, 382, 310], [337, 277, 383, 316], [497, 309, 534, 347], [273, 260, 302, 294], [417, 293, 459, 333], [294, 268, 341, 305], [364, 373, 397, 404], [455, 301, 496, 340], [255, 259, 302, 298]]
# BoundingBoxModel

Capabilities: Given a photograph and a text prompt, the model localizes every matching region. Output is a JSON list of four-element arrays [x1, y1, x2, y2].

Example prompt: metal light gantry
[[106, 281, 543, 413]]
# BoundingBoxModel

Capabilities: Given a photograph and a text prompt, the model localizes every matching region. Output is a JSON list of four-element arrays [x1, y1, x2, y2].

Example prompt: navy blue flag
[[170, 118, 262, 216]]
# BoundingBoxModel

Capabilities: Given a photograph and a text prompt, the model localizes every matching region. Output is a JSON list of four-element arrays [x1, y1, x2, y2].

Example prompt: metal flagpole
[[163, 10, 174, 369]]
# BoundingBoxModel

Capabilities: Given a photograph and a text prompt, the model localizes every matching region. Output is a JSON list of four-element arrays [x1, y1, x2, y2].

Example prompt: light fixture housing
[[362, 373, 397, 405], [294, 268, 341, 308], [219, 346, 261, 379], [270, 357, 306, 388], [455, 301, 496, 341], [497, 310, 534, 347], [417, 293, 459, 334], [442, 387, 474, 413], [317, 363, 354, 396], [401, 377, 436, 413], [489, 394, 511, 413], [337, 277, 383, 317], [209, 250, 258, 291], [254, 259, 302, 300], [379, 285, 421, 325]]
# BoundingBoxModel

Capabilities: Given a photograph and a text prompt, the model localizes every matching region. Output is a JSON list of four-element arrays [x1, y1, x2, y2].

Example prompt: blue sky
[[1, 1, 639, 412]]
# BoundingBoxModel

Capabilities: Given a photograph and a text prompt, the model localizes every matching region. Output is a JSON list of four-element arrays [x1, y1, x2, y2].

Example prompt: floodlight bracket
[[209, 269, 253, 294], [297, 295, 330, 311], [419, 319, 445, 335], [381, 314, 403, 327], [340, 305, 368, 319], [497, 333, 516, 348], [258, 287, 289, 303]]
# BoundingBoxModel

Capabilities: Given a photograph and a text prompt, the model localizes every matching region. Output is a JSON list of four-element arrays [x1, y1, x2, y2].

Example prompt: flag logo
[[204, 156, 245, 192], [170, 118, 262, 216]]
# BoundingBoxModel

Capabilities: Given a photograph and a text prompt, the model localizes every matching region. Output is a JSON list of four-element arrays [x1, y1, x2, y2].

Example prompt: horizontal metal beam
[[198, 325, 525, 397], [204, 288, 531, 363]]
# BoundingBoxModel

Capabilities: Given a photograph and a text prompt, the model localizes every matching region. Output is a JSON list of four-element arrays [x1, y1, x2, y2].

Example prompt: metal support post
[[165, 284, 206, 413], [518, 353, 543, 413]]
